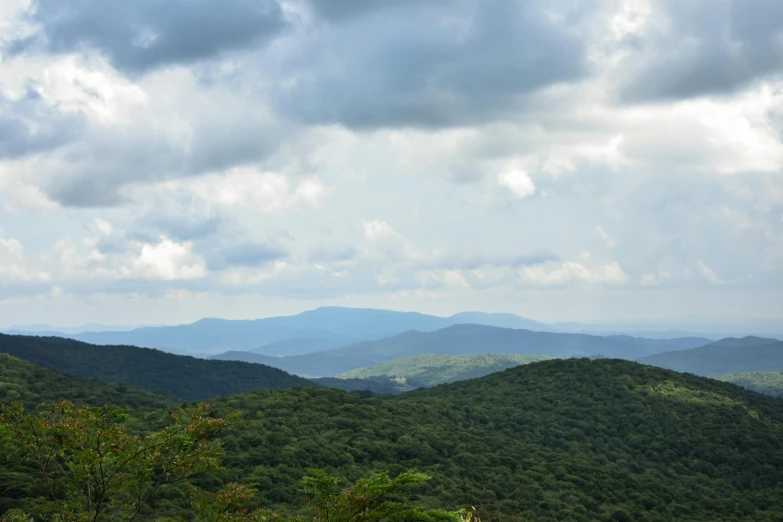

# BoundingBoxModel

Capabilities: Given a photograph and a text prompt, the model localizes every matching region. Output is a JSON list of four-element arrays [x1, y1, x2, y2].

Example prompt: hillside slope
[[213, 325, 712, 377], [638, 336, 783, 376], [209, 358, 783, 521], [337, 353, 554, 387], [716, 371, 783, 397], [3, 356, 783, 520], [0, 353, 177, 410], [0, 333, 317, 400]]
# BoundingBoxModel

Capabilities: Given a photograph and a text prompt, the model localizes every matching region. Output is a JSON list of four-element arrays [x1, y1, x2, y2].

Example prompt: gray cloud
[[617, 0, 783, 101], [304, 0, 444, 22], [0, 91, 82, 159], [279, 0, 593, 128], [135, 212, 223, 240], [9, 0, 287, 74], [36, 101, 284, 208], [307, 244, 359, 263], [438, 251, 560, 271], [219, 241, 287, 267]]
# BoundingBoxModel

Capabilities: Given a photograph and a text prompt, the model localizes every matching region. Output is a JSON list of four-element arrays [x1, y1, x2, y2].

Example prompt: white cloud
[[127, 237, 206, 281], [520, 261, 629, 286], [696, 259, 721, 285], [640, 271, 672, 287], [594, 226, 618, 249], [498, 168, 536, 199], [174, 169, 330, 213], [0, 234, 50, 282]]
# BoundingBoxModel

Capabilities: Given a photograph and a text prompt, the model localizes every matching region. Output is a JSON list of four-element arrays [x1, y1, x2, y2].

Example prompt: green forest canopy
[[336, 353, 554, 387], [716, 371, 783, 398], [2, 354, 783, 521]]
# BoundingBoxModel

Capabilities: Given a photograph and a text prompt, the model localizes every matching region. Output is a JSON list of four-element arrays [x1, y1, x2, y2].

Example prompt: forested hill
[[3, 355, 783, 520], [637, 336, 783, 376], [212, 325, 711, 377], [0, 333, 317, 400], [336, 353, 555, 387], [0, 353, 177, 410], [208, 358, 783, 521], [717, 371, 783, 398]]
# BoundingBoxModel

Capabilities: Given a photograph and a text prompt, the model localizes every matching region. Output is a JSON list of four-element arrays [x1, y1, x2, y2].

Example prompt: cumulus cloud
[[0, 233, 50, 283], [615, 0, 783, 101], [0, 0, 782, 322], [520, 260, 629, 286], [280, 0, 593, 128], [594, 226, 618, 249], [8, 0, 287, 74], [177, 169, 331, 212], [127, 237, 206, 281], [498, 169, 536, 199]]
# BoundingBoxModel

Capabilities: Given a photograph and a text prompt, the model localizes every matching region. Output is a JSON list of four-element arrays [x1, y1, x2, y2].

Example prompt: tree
[[300, 469, 459, 522], [1, 400, 242, 522]]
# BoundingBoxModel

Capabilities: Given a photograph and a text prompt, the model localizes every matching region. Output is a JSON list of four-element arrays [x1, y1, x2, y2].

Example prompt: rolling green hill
[[337, 353, 554, 387], [716, 371, 783, 398], [205, 358, 783, 521], [0, 353, 177, 410], [0, 333, 317, 400], [212, 325, 711, 377], [4, 355, 783, 520], [638, 336, 783, 376]]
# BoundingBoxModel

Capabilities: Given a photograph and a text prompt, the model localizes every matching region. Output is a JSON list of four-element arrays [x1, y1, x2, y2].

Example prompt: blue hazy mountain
[[55, 307, 556, 355], [638, 336, 783, 376], [212, 324, 713, 377]]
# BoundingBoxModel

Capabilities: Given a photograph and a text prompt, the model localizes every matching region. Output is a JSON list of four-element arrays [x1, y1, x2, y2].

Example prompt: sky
[[0, 0, 782, 326]]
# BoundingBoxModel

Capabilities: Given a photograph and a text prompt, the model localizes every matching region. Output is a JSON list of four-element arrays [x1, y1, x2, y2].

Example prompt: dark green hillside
[[0, 333, 317, 400], [638, 337, 783, 376], [337, 353, 554, 387], [213, 325, 710, 377], [717, 371, 783, 398], [0, 353, 177, 410], [208, 358, 783, 521]]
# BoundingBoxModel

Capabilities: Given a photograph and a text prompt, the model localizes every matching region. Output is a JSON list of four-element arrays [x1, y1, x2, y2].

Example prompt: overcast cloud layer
[[0, 0, 782, 326]]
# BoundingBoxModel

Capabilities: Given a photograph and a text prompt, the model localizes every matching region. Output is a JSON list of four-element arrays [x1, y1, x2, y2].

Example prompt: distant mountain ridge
[[212, 324, 712, 377], [0, 333, 317, 400], [337, 353, 555, 387], [638, 336, 783, 376], [50, 307, 556, 355]]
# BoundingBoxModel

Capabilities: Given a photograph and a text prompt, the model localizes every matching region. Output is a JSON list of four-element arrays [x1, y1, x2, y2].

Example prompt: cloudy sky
[[1, 0, 782, 326]]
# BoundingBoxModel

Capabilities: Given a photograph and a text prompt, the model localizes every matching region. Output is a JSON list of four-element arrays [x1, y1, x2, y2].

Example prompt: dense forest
[[717, 371, 783, 398], [0, 333, 316, 400], [2, 353, 782, 521], [337, 354, 554, 387]]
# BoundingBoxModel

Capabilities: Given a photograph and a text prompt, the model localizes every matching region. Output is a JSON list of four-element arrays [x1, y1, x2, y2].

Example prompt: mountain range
[[32, 307, 551, 356], [212, 324, 712, 377], [637, 336, 783, 376]]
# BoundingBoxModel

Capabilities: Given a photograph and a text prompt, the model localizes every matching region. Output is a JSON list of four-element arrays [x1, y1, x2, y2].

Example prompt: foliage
[[188, 482, 269, 522], [311, 378, 410, 395], [716, 372, 783, 397], [210, 359, 783, 521], [300, 469, 458, 522], [0, 354, 177, 412], [0, 334, 317, 401], [4, 356, 783, 521], [0, 401, 242, 521], [336, 354, 554, 388], [638, 337, 783, 376]]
